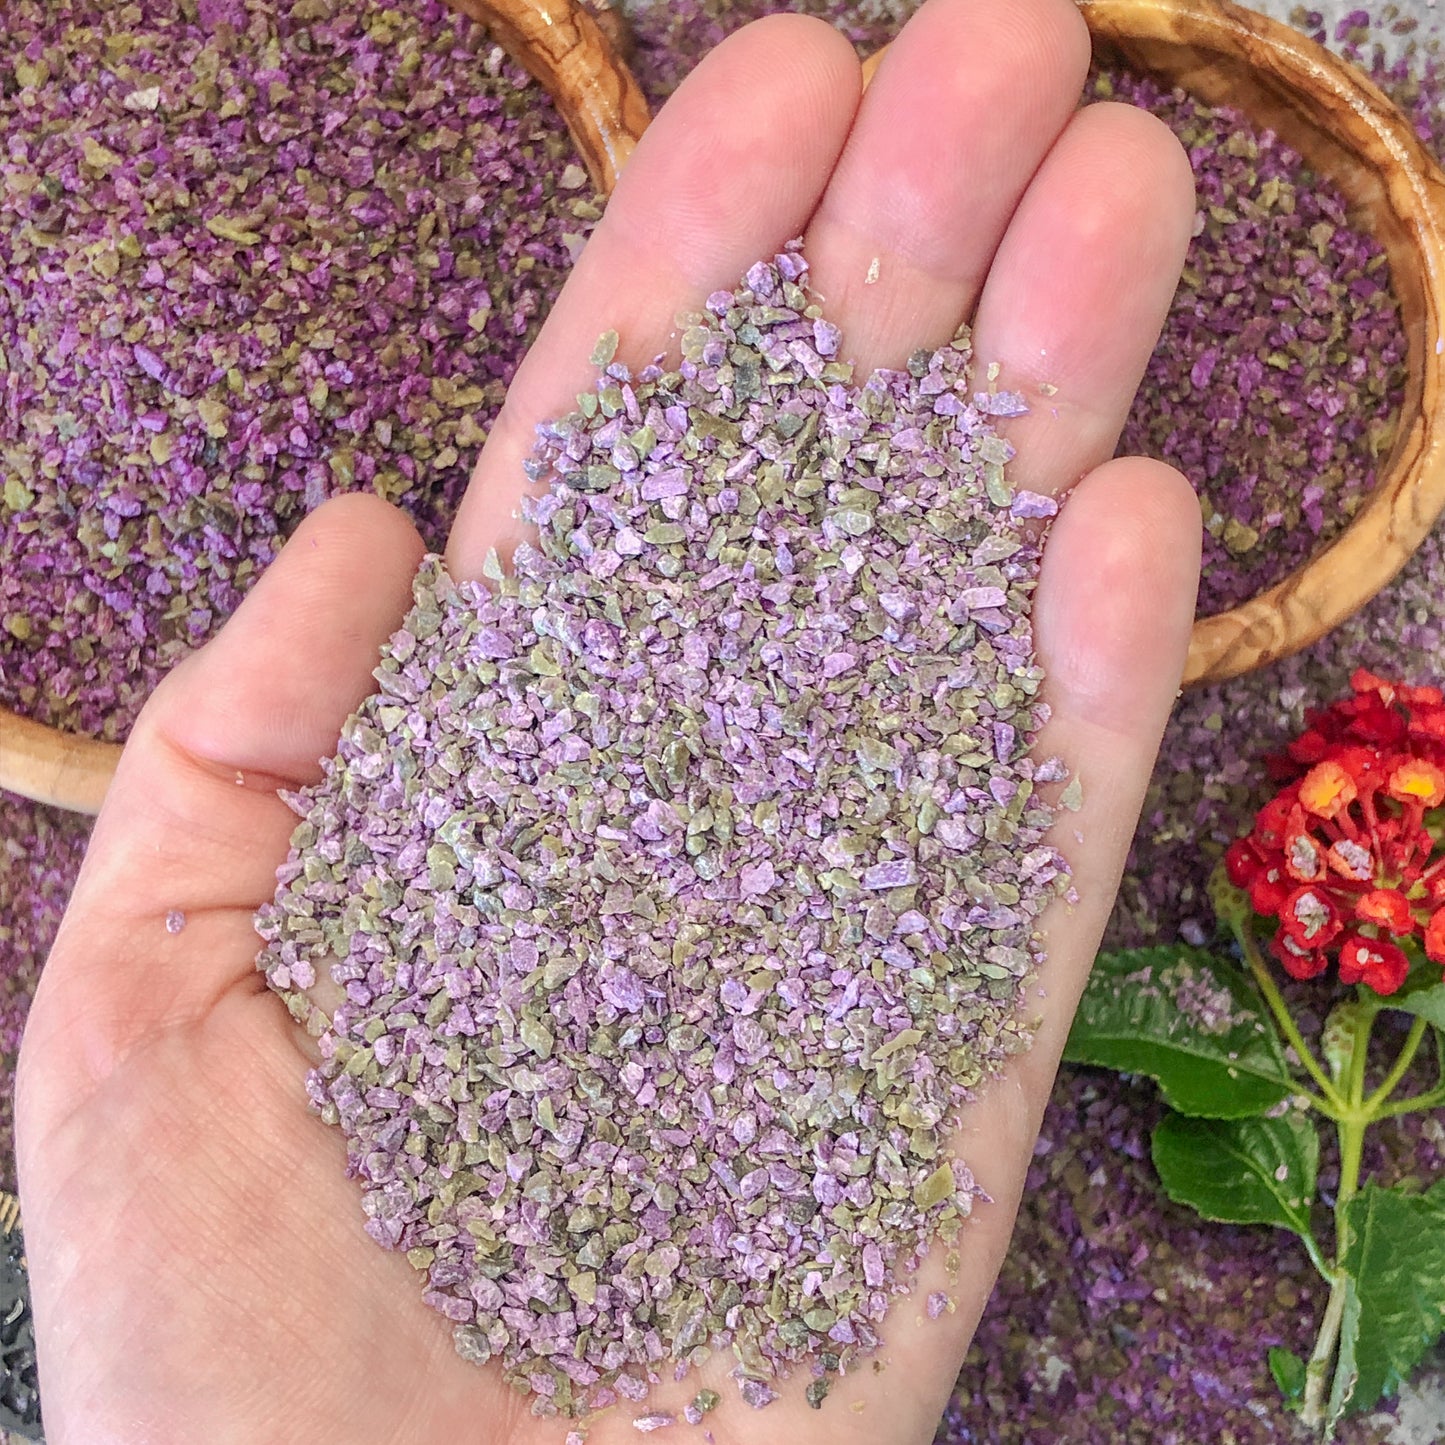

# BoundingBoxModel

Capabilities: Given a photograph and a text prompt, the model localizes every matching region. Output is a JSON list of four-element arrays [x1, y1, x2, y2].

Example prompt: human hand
[[16, 1, 1200, 1441]]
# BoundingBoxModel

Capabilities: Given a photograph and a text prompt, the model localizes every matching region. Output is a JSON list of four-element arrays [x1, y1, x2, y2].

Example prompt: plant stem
[[1234, 924, 1348, 1112], [1364, 1015, 1429, 1113], [1300, 1007, 1373, 1434], [1298, 1226, 1333, 1282], [1345, 1003, 1371, 1127], [1373, 1015, 1445, 1117], [1377, 1082, 1445, 1119], [1302, 1269, 1350, 1433]]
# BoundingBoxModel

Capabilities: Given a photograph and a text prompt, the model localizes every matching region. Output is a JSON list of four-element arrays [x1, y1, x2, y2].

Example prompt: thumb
[[27, 494, 424, 1106]]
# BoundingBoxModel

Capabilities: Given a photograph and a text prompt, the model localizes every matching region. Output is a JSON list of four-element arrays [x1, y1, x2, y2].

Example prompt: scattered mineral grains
[[0, 796, 91, 1162], [0, 0, 600, 740], [257, 248, 1069, 1415], [1, 2, 1436, 1442], [0, 1218, 42, 1439], [1093, 65, 1408, 617]]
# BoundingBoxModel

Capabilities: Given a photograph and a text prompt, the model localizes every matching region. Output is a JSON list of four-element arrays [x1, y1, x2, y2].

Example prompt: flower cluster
[[1226, 671, 1445, 995]]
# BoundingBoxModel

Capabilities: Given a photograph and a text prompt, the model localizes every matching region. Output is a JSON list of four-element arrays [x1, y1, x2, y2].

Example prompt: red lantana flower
[[1270, 928, 1332, 981], [1269, 669, 1445, 778], [1228, 674, 1445, 997], [1355, 888, 1414, 934], [1338, 933, 1410, 995], [1427, 909, 1445, 966]]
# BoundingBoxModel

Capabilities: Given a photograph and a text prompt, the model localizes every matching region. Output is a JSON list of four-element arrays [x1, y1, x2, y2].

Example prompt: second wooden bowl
[[1084, 0, 1445, 687], [868, 0, 1445, 687]]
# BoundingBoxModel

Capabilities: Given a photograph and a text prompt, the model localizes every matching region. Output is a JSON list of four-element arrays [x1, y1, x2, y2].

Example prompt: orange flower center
[[1388, 759, 1445, 808], [1299, 761, 1356, 820]]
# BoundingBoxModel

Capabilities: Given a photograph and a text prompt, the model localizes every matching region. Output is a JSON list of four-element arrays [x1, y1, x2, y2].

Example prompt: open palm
[[16, 2, 1202, 1441]]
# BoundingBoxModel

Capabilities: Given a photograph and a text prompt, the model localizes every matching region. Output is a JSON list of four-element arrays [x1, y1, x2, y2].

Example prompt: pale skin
[[15, 1, 1203, 1441]]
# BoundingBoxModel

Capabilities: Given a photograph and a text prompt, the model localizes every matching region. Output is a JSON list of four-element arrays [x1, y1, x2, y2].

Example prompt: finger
[[802, 0, 1090, 377], [446, 15, 861, 578], [950, 456, 1200, 1199], [845, 456, 1200, 1435], [43, 495, 425, 1079], [1011, 453, 1203, 1068], [971, 100, 1197, 495]]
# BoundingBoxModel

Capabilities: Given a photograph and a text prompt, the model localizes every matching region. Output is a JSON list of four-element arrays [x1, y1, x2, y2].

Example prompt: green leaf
[[1336, 1181, 1445, 1412], [1151, 1111, 1319, 1241], [1065, 946, 1297, 1117], [1268, 1345, 1306, 1402], [1386, 979, 1445, 1031]]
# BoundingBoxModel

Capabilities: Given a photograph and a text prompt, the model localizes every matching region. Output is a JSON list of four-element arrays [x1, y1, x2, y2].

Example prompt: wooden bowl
[[445, 0, 647, 193], [0, 0, 650, 816], [11, 0, 1445, 812], [867, 0, 1445, 689]]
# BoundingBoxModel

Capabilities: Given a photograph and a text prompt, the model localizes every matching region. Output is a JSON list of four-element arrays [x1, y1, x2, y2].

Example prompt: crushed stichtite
[[0, 0, 600, 740], [683, 1387, 721, 1424], [1090, 67, 1408, 617], [256, 245, 1071, 1419]]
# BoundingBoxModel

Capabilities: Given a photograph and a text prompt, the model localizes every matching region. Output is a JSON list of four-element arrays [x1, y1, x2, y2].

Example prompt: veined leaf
[[1151, 1111, 1319, 1241], [1335, 1181, 1445, 1414], [1386, 979, 1445, 1031], [1065, 946, 1296, 1117]]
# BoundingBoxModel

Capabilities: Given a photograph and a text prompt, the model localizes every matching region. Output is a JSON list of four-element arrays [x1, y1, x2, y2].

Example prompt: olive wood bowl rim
[[864, 0, 1445, 691], [9, 0, 1445, 812]]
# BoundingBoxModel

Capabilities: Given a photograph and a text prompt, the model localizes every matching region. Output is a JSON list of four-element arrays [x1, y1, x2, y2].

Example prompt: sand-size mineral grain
[[258, 248, 1069, 1416], [1, 0, 598, 739]]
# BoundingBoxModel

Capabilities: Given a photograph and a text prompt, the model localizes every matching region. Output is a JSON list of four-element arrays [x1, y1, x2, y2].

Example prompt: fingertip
[[805, 0, 1092, 373], [729, 9, 863, 75], [868, 0, 1091, 112], [977, 97, 1198, 393], [971, 97, 1199, 498], [270, 494, 430, 624], [1125, 101, 1196, 214], [606, 12, 861, 279], [1071, 100, 1197, 257], [157, 494, 425, 780], [304, 488, 431, 556], [1000, 0, 1093, 101], [1036, 455, 1201, 736], [891, 0, 1092, 97]]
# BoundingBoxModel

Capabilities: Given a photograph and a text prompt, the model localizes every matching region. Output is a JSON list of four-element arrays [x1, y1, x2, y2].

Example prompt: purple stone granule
[[0, 0, 598, 740], [257, 247, 1070, 1417], [737, 1376, 779, 1410]]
